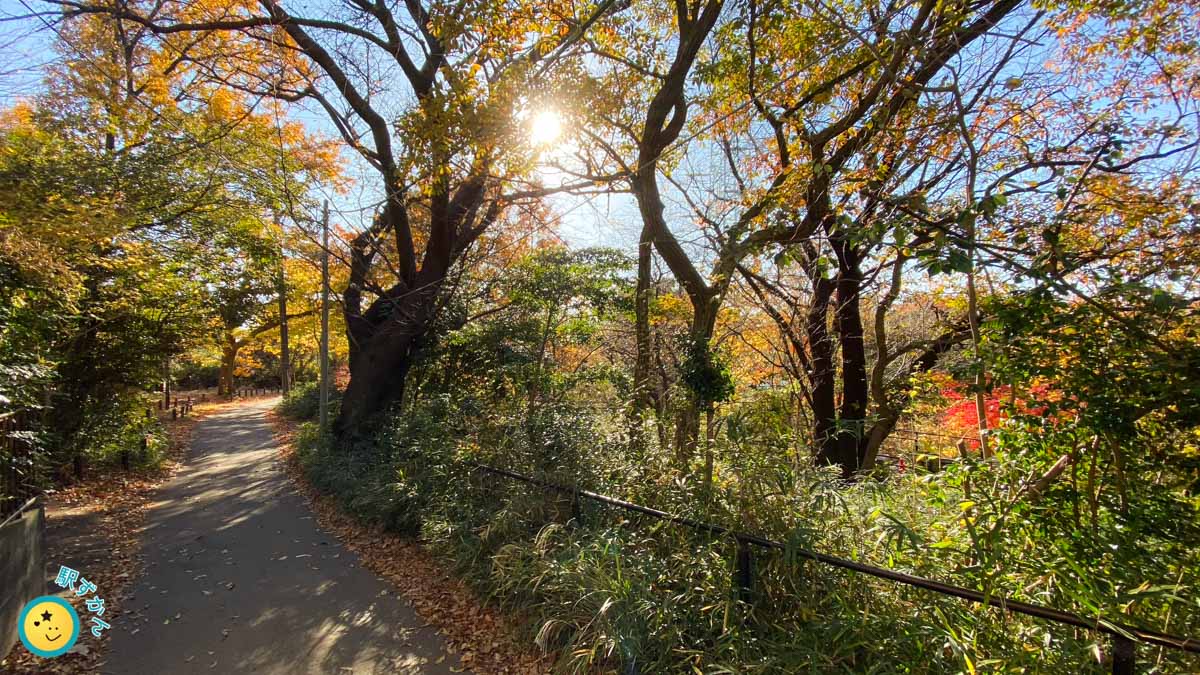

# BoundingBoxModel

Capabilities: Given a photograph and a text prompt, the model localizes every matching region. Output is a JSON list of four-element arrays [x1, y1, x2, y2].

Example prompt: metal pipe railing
[[473, 463, 1199, 673]]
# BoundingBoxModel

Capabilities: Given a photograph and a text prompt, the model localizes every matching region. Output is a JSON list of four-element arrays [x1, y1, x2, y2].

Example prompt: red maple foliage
[[938, 382, 1056, 448]]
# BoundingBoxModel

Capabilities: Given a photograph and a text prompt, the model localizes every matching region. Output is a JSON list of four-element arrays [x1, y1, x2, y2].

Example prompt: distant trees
[[36, 0, 1199, 483], [50, 0, 631, 436], [0, 9, 336, 466]]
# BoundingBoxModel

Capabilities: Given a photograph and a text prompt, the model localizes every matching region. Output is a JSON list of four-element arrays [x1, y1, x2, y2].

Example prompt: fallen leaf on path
[[270, 409, 552, 675]]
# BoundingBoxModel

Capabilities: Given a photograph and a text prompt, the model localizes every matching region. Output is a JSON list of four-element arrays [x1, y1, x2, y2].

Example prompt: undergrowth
[[281, 396, 1199, 674]]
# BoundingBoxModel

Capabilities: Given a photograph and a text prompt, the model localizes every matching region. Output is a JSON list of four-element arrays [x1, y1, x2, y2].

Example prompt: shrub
[[277, 381, 339, 421], [291, 395, 1200, 673]]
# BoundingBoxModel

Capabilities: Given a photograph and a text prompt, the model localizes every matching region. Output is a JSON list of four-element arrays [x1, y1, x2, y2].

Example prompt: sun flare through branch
[[528, 109, 562, 146]]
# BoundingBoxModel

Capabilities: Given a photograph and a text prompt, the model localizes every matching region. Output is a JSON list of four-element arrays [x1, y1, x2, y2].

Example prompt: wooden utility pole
[[276, 211, 291, 395], [319, 201, 330, 432]]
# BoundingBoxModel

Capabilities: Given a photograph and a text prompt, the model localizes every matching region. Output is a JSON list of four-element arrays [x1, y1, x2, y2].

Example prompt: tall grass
[[282, 395, 1200, 673]]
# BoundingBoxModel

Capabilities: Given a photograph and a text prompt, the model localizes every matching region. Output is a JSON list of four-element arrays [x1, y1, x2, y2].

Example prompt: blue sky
[[0, 0, 656, 254]]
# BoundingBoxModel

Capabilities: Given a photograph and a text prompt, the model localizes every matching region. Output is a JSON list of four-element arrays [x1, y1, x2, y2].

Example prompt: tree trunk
[[277, 258, 290, 394], [858, 415, 901, 475], [336, 339, 415, 435], [335, 166, 495, 439], [832, 237, 868, 478], [675, 300, 720, 465], [335, 283, 440, 436], [218, 335, 239, 396], [630, 226, 656, 449], [965, 262, 991, 457], [632, 226, 654, 414], [807, 273, 838, 469]]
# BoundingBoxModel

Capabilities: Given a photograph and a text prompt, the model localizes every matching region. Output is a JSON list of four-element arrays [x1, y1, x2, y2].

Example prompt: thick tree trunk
[[831, 238, 868, 478], [624, 0, 723, 472], [335, 166, 495, 440], [335, 281, 440, 437], [336, 336, 415, 435], [218, 337, 239, 396]]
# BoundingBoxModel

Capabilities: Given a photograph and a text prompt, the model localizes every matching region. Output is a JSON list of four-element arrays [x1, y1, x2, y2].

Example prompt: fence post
[[171, 407, 177, 420], [734, 537, 754, 605], [1112, 635, 1135, 675]]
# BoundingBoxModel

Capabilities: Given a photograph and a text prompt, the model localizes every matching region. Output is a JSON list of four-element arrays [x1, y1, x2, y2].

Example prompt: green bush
[[295, 396, 456, 536], [76, 393, 170, 470], [277, 381, 339, 421], [289, 390, 1200, 673]]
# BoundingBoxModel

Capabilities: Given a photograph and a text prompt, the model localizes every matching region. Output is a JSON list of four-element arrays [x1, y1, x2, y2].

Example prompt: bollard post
[[734, 537, 754, 605], [171, 407, 177, 420], [1112, 635, 1135, 675]]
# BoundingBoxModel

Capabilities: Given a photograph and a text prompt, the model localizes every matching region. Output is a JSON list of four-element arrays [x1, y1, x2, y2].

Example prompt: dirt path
[[104, 398, 465, 674]]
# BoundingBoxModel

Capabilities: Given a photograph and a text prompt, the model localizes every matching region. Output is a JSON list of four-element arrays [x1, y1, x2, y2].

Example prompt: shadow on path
[[104, 398, 464, 675]]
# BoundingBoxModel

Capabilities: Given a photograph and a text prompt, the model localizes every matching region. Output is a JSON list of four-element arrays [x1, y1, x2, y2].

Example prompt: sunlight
[[528, 109, 562, 146]]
